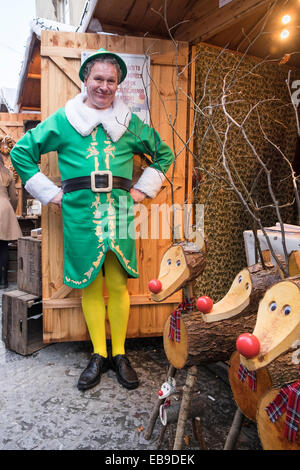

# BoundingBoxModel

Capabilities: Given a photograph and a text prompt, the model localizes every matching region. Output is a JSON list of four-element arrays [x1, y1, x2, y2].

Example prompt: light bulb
[[282, 14, 291, 25], [280, 29, 290, 39]]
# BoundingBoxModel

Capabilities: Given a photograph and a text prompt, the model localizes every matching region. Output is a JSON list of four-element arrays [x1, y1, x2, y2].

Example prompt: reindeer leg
[[173, 365, 198, 450], [224, 407, 244, 450]]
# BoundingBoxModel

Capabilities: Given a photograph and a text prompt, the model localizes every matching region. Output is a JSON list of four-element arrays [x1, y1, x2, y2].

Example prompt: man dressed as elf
[[11, 48, 174, 392]]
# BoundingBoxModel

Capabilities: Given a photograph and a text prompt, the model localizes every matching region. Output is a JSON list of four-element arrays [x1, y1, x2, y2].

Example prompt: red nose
[[158, 390, 163, 396], [148, 279, 162, 294], [196, 295, 213, 313], [236, 333, 260, 359]]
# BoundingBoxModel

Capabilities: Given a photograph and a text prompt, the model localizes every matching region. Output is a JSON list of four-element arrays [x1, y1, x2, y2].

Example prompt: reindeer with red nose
[[145, 236, 287, 448], [236, 272, 300, 450], [148, 240, 284, 370]]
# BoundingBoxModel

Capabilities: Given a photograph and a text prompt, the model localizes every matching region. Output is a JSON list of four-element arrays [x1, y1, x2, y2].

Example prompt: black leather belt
[[61, 171, 132, 194]]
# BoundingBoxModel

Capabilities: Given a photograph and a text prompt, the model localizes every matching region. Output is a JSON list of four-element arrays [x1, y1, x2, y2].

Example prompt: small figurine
[[158, 377, 176, 426]]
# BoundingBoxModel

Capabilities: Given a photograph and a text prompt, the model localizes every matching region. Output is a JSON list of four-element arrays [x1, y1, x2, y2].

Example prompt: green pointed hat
[[79, 48, 127, 83]]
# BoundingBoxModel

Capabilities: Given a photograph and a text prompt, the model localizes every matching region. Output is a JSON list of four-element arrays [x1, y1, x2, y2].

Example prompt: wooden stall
[[14, 0, 300, 345], [0, 112, 40, 216]]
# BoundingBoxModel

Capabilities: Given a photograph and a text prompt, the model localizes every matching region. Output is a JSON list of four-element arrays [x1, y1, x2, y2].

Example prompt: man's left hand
[[130, 188, 147, 203]]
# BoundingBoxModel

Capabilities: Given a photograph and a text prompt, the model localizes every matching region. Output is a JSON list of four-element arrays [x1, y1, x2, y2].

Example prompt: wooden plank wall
[[40, 31, 193, 342], [0, 112, 40, 215]]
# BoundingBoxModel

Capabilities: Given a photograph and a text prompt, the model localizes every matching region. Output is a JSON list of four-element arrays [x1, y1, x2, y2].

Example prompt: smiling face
[[84, 62, 119, 110]]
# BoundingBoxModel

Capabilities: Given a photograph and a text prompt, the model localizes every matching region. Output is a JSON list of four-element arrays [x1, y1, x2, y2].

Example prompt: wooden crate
[[17, 237, 42, 296], [2, 290, 45, 355], [8, 243, 17, 283]]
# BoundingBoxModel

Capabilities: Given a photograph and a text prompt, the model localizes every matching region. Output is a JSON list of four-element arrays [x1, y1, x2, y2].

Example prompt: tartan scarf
[[237, 363, 257, 392], [168, 297, 195, 342], [265, 367, 300, 442]]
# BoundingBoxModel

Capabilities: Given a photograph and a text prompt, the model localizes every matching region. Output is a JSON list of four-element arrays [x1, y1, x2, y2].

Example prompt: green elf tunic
[[10, 94, 174, 289]]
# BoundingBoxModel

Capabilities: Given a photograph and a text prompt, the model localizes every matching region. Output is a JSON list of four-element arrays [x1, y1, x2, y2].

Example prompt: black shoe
[[111, 354, 139, 390], [77, 354, 109, 391]]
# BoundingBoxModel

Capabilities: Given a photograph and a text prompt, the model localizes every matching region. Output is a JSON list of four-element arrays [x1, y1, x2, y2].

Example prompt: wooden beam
[[0, 121, 24, 127], [43, 292, 182, 309], [20, 106, 41, 111], [28, 73, 41, 79], [99, 22, 169, 40], [49, 284, 73, 299], [0, 124, 11, 135], [151, 53, 186, 67], [49, 55, 82, 90], [41, 45, 85, 59], [41, 45, 186, 66], [0, 113, 41, 121], [174, 0, 271, 43]]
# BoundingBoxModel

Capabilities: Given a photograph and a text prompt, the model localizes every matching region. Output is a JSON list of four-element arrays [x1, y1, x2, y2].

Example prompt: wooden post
[[224, 408, 244, 450], [192, 416, 207, 449], [173, 365, 198, 450]]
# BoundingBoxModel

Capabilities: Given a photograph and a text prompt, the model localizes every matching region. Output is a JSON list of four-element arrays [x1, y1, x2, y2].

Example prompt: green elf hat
[[79, 48, 127, 83]]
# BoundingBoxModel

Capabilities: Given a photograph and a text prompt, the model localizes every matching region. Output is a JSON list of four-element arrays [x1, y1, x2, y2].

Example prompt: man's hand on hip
[[50, 190, 63, 207], [129, 188, 146, 203]]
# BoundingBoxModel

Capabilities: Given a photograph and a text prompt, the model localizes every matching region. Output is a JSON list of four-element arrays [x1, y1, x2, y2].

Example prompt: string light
[[282, 14, 291, 24], [280, 29, 290, 39]]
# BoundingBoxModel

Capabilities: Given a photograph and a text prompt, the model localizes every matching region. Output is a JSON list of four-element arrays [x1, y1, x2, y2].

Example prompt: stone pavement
[[0, 284, 262, 451]]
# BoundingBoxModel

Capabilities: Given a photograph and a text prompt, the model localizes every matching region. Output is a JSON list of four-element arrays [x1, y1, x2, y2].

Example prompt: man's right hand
[[50, 190, 63, 207]]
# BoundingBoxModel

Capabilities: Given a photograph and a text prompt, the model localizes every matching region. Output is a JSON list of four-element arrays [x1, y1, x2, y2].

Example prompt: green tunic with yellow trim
[[10, 108, 174, 288]]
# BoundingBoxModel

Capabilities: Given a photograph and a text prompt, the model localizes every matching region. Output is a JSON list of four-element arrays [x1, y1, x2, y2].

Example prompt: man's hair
[[82, 56, 122, 83]]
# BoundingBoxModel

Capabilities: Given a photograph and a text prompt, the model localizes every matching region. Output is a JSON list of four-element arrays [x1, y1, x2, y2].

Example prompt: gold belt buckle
[[91, 170, 113, 193]]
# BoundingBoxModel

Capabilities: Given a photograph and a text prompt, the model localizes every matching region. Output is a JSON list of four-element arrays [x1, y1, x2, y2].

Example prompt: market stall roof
[[90, 0, 300, 66], [15, 18, 81, 112], [15, 0, 300, 112], [0, 88, 17, 113]]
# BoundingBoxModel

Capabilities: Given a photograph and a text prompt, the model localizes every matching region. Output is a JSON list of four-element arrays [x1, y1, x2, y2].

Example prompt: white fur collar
[[65, 93, 132, 142]]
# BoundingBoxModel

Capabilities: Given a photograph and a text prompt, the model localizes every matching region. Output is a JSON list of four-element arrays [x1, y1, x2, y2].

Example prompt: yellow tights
[[81, 250, 130, 358]]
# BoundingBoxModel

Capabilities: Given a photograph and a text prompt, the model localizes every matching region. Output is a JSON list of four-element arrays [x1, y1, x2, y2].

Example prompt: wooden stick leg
[[173, 365, 198, 450], [192, 416, 207, 450], [144, 364, 177, 440], [168, 424, 175, 450], [224, 408, 244, 450], [156, 424, 168, 450]]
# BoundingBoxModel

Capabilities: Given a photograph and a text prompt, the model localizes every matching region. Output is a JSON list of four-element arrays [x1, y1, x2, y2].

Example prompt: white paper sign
[[219, 0, 232, 7], [81, 51, 150, 124]]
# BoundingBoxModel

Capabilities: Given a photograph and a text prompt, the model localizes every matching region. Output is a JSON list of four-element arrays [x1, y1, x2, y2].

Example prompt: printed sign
[[81, 51, 150, 124]]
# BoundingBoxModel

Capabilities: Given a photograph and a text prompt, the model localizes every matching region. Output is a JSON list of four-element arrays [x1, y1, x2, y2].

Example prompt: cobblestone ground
[[0, 284, 262, 451]]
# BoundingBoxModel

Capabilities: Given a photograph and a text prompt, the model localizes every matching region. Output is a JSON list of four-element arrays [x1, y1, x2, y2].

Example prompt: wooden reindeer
[[145, 240, 285, 448], [226, 252, 300, 421], [201, 254, 286, 422], [150, 244, 283, 370], [146, 237, 207, 448], [236, 262, 300, 450]]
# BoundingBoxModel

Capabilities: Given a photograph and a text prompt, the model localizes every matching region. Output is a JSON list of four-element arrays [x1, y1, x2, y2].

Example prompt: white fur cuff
[[25, 172, 61, 206], [133, 166, 165, 199]]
